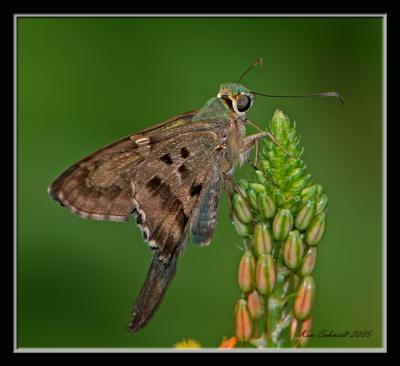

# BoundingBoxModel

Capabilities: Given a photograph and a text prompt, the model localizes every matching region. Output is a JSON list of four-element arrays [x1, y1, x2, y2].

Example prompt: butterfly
[[48, 59, 342, 332]]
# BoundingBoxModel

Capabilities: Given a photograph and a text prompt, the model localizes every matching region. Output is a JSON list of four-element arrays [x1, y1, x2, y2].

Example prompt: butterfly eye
[[236, 94, 251, 112]]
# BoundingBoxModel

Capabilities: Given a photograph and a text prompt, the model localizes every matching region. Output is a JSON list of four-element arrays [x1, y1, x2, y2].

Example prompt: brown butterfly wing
[[48, 111, 197, 222], [131, 130, 223, 261]]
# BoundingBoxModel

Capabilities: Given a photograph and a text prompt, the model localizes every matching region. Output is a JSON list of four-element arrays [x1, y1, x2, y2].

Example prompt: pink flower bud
[[253, 223, 272, 257], [237, 250, 256, 293], [235, 299, 253, 342], [255, 254, 276, 295], [247, 290, 264, 320], [294, 276, 315, 320]]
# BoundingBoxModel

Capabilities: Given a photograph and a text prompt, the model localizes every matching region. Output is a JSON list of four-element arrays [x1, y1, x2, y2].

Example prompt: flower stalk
[[231, 109, 329, 348]]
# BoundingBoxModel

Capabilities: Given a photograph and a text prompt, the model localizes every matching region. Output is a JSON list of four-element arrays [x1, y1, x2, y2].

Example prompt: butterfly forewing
[[48, 111, 230, 262], [48, 111, 197, 223]]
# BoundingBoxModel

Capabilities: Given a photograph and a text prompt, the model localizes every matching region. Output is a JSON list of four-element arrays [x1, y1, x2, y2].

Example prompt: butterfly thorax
[[192, 96, 233, 122], [192, 96, 247, 174]]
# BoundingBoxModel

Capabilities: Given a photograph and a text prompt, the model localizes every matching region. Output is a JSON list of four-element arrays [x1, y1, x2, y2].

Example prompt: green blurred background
[[17, 17, 383, 348]]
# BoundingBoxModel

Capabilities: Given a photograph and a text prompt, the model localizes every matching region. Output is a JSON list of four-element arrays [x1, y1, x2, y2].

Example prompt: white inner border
[[13, 13, 387, 353]]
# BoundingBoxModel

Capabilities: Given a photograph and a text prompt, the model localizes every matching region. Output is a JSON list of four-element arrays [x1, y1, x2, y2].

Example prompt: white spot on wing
[[134, 137, 150, 146]]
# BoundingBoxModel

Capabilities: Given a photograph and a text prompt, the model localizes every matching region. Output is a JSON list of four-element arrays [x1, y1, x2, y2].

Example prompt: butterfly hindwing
[[190, 175, 222, 246], [131, 130, 222, 261]]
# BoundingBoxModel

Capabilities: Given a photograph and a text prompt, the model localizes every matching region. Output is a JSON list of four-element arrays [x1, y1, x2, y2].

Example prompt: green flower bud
[[294, 276, 315, 320], [254, 169, 267, 185], [294, 200, 316, 230], [283, 195, 302, 215], [247, 290, 264, 320], [232, 193, 253, 224], [316, 184, 324, 199], [232, 214, 253, 237], [270, 109, 290, 138], [272, 209, 293, 240], [257, 192, 276, 219], [287, 157, 301, 169], [292, 174, 312, 192], [249, 182, 266, 193], [246, 188, 259, 211], [260, 159, 271, 172], [289, 167, 306, 181], [305, 213, 326, 246], [272, 188, 285, 207], [283, 230, 304, 269], [253, 223, 272, 257], [269, 157, 284, 168], [235, 299, 253, 342], [301, 185, 318, 202], [316, 194, 328, 215], [280, 176, 294, 191], [299, 247, 317, 277], [238, 250, 256, 293], [256, 254, 276, 295]]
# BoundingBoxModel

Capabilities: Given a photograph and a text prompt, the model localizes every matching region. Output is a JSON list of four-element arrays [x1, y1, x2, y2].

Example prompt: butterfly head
[[217, 82, 256, 117]]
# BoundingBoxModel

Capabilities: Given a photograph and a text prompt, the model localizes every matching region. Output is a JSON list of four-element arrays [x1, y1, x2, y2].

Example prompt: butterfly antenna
[[238, 57, 263, 83], [251, 90, 345, 106]]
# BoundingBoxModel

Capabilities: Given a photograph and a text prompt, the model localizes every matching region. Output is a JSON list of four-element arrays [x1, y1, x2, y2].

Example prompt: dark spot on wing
[[180, 147, 190, 158], [178, 164, 190, 179], [165, 197, 182, 213], [190, 183, 203, 197], [160, 153, 173, 165], [146, 176, 162, 191], [104, 185, 122, 199], [158, 182, 172, 201]]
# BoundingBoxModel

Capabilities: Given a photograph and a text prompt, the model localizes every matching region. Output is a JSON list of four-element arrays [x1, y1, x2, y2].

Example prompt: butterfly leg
[[241, 131, 298, 164], [240, 132, 268, 169], [254, 139, 260, 167]]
